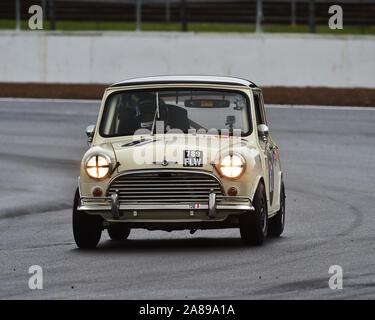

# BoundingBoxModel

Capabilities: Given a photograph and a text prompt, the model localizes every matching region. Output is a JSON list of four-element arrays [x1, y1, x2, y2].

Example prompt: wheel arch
[[252, 175, 266, 202]]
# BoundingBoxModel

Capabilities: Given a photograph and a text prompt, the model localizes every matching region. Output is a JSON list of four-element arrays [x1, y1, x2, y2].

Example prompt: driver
[[132, 93, 157, 131], [135, 93, 168, 132], [139, 105, 155, 130]]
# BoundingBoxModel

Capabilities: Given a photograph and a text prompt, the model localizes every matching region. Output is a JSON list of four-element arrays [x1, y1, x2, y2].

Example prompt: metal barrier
[[2, 0, 375, 31]]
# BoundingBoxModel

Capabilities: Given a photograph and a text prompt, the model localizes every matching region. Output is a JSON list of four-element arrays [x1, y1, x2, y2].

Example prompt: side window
[[253, 93, 266, 125]]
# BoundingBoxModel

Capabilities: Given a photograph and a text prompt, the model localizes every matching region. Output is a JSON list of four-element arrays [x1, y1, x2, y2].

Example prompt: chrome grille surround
[[106, 169, 224, 203]]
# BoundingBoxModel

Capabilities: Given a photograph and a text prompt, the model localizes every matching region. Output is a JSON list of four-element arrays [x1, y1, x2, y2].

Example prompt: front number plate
[[183, 150, 203, 167]]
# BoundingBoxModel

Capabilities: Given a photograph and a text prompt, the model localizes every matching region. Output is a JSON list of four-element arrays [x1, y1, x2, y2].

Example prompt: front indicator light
[[85, 154, 112, 179], [228, 187, 238, 196], [92, 187, 103, 197], [219, 154, 245, 179]]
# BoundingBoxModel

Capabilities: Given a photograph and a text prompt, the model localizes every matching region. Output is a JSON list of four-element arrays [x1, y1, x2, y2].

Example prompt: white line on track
[[267, 104, 375, 111], [0, 97, 101, 104], [0, 98, 374, 111]]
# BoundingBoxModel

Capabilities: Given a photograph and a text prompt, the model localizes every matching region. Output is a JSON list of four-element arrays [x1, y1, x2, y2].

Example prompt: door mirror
[[86, 125, 95, 144], [257, 124, 269, 141]]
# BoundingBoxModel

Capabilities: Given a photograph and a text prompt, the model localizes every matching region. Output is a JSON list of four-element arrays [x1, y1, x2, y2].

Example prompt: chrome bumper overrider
[[78, 191, 254, 220]]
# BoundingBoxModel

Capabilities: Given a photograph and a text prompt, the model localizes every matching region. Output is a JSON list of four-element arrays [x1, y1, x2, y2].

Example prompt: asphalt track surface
[[0, 99, 374, 300]]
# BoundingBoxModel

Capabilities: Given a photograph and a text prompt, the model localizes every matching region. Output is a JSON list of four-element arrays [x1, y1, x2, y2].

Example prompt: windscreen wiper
[[150, 91, 160, 136]]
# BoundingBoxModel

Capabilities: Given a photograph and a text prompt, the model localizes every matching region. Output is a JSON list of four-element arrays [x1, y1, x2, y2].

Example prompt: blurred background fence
[[1, 0, 375, 32]]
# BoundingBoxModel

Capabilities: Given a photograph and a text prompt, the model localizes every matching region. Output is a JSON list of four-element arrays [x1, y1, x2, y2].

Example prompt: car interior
[[100, 90, 249, 137]]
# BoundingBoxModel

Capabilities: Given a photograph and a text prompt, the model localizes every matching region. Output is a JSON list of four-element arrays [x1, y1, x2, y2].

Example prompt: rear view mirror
[[257, 124, 269, 141], [86, 125, 95, 144]]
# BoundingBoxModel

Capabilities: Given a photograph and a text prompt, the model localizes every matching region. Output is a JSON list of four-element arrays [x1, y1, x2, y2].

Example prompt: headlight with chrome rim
[[85, 153, 112, 179], [218, 153, 246, 179]]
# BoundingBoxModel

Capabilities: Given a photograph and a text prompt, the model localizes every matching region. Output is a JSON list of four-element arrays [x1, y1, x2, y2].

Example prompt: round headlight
[[85, 154, 112, 179], [219, 153, 245, 179]]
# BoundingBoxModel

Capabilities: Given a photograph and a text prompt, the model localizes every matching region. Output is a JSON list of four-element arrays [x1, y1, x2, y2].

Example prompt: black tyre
[[72, 189, 102, 249], [268, 181, 286, 237], [239, 183, 268, 245], [107, 224, 131, 241]]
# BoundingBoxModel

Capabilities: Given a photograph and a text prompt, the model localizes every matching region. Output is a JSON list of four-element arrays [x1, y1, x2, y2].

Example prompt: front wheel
[[239, 183, 268, 245], [268, 181, 285, 237], [72, 189, 102, 249]]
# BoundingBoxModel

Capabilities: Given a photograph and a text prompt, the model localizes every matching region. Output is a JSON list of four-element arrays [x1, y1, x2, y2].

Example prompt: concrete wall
[[1, 31, 374, 88]]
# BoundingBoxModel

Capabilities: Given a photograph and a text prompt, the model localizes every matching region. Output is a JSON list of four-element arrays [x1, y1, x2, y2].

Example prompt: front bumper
[[78, 192, 254, 222]]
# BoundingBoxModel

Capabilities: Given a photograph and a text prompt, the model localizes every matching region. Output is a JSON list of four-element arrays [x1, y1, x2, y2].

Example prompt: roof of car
[[110, 76, 258, 88]]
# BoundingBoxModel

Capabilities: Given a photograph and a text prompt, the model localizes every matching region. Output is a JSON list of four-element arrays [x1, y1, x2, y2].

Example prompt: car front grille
[[107, 170, 223, 203]]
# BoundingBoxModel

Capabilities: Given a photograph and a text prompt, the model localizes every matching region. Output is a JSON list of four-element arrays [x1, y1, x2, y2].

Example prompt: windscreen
[[99, 89, 252, 137]]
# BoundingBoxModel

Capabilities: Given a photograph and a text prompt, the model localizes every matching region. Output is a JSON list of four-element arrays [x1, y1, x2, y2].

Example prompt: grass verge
[[1, 20, 374, 35]]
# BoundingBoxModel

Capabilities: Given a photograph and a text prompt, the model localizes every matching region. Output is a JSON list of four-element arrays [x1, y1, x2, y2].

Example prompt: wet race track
[[0, 98, 374, 299]]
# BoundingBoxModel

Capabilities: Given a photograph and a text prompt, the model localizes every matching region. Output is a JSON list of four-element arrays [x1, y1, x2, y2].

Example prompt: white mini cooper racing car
[[73, 76, 285, 248]]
